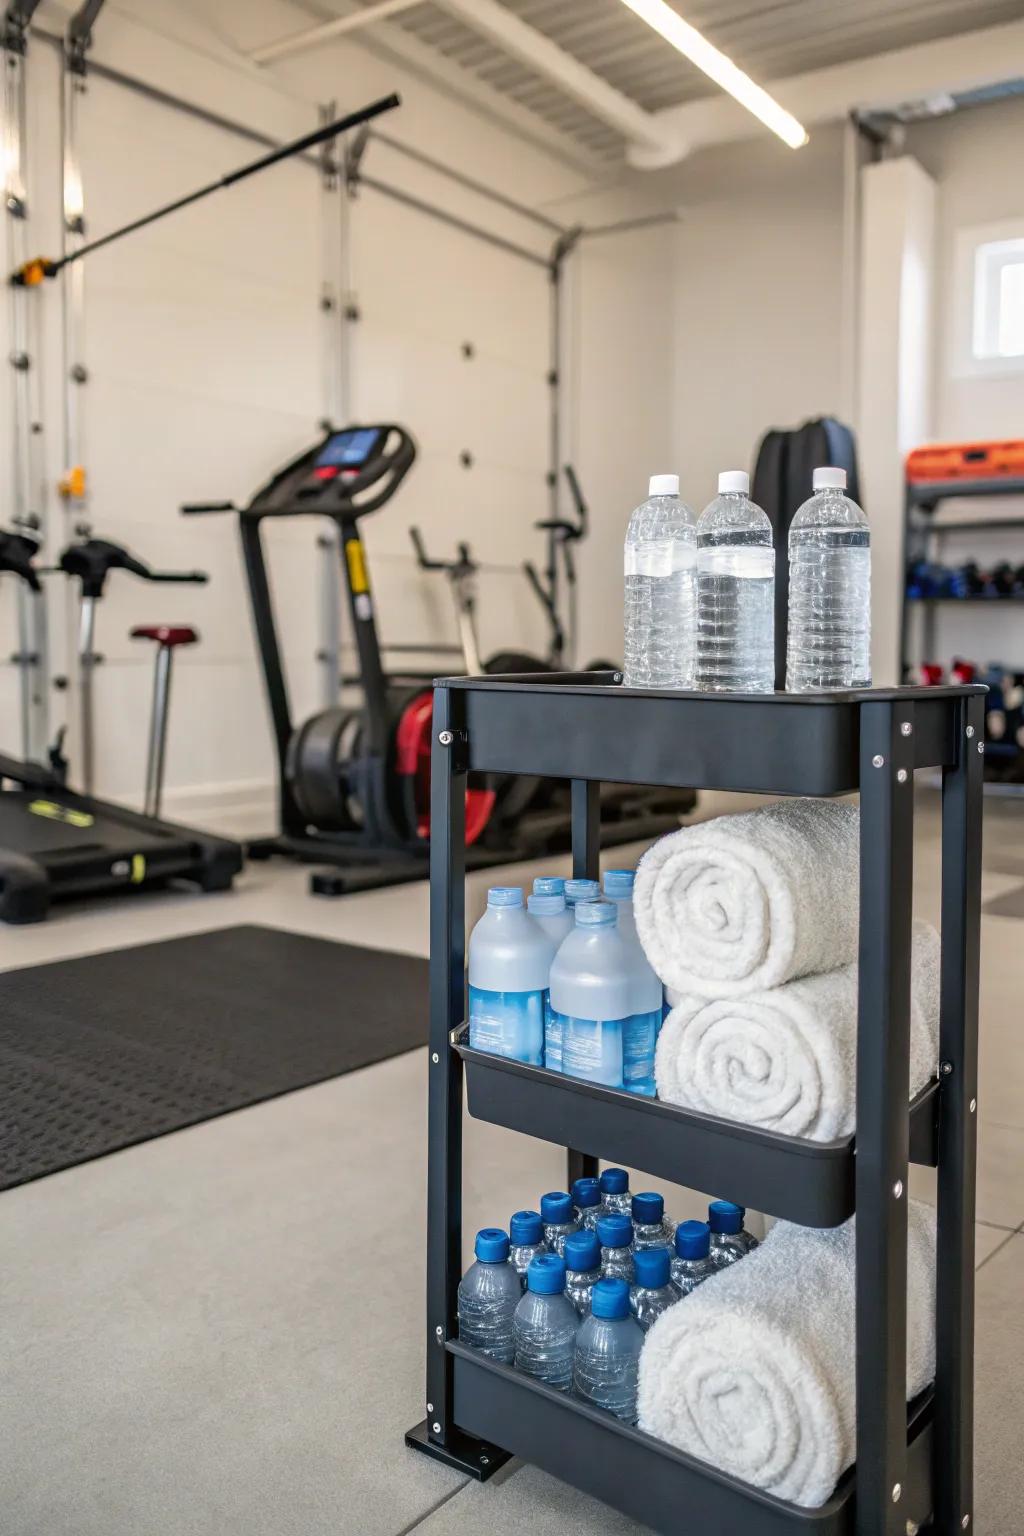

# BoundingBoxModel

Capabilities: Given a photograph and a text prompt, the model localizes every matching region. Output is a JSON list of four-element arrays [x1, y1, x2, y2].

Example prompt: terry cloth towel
[[637, 1202, 936, 1508], [655, 920, 940, 1142], [634, 798, 859, 997]]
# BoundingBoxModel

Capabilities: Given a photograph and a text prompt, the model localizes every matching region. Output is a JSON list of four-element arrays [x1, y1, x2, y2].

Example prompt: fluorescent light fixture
[[618, 0, 809, 149]]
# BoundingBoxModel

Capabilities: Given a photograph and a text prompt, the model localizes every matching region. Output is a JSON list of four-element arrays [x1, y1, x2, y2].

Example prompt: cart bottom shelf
[[441, 1341, 935, 1536]]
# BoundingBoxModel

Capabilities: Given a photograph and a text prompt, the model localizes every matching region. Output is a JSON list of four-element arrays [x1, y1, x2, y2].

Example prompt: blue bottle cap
[[633, 1247, 671, 1289], [540, 1190, 574, 1225], [575, 899, 617, 928], [527, 1253, 567, 1295], [527, 893, 566, 916], [571, 1176, 600, 1210], [603, 869, 635, 897], [597, 1213, 633, 1249], [709, 1200, 744, 1235], [632, 1192, 664, 1226], [564, 1229, 601, 1272], [475, 1227, 510, 1262], [600, 1167, 629, 1195], [564, 878, 600, 906], [591, 1276, 630, 1320], [533, 876, 565, 896], [675, 1220, 711, 1260], [487, 886, 523, 908], [509, 1209, 543, 1245]]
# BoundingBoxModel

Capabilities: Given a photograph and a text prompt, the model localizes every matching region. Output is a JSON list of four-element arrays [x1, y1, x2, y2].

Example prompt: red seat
[[130, 624, 199, 648]]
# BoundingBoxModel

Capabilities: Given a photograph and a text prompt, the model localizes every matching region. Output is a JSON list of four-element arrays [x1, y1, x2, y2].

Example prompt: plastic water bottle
[[513, 1253, 579, 1392], [564, 1228, 603, 1316], [468, 886, 555, 1066], [786, 466, 871, 691], [526, 890, 573, 948], [631, 1191, 674, 1251], [708, 1200, 757, 1268], [564, 877, 600, 909], [630, 1246, 678, 1333], [533, 875, 565, 897], [695, 470, 775, 693], [457, 1228, 522, 1362], [552, 901, 657, 1093], [597, 1212, 635, 1284], [602, 869, 663, 1095], [599, 1167, 633, 1216], [670, 1220, 717, 1297], [571, 1176, 602, 1229], [573, 1277, 645, 1423], [541, 1190, 580, 1256], [508, 1209, 547, 1288], [623, 474, 697, 690]]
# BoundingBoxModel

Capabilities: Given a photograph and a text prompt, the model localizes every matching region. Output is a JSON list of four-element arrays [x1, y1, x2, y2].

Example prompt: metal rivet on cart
[[941, 1061, 953, 1076], [962, 1516, 970, 1529], [977, 742, 984, 754], [900, 722, 912, 736], [892, 1483, 901, 1502], [613, 673, 622, 684], [426, 1403, 433, 1413], [970, 1098, 977, 1113], [872, 754, 885, 768], [966, 725, 974, 738], [435, 1324, 444, 1337], [431, 1052, 439, 1063], [893, 1180, 903, 1199], [432, 1422, 441, 1434], [897, 768, 908, 783], [480, 1456, 490, 1466], [438, 730, 454, 746]]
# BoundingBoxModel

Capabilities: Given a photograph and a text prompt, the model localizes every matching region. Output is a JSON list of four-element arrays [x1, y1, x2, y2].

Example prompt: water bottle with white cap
[[623, 474, 697, 689], [695, 470, 775, 693], [786, 466, 871, 691], [468, 886, 555, 1066]]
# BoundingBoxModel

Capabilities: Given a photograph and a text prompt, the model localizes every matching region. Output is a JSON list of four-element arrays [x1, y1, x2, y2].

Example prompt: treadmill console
[[249, 423, 416, 519]]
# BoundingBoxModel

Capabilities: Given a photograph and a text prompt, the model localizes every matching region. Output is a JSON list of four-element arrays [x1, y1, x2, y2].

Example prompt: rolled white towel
[[638, 1202, 936, 1508], [656, 920, 940, 1142], [634, 799, 859, 997]]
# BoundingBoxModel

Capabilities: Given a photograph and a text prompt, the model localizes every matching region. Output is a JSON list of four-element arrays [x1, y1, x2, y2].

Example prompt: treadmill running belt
[[0, 924, 428, 1190]]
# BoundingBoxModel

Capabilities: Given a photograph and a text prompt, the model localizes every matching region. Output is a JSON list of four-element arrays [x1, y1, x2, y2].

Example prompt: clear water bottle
[[623, 474, 698, 690], [564, 1228, 603, 1316], [630, 1246, 678, 1332], [631, 1191, 674, 1251], [526, 890, 573, 948], [602, 869, 663, 1095], [468, 886, 555, 1066], [508, 1209, 546, 1288], [541, 1190, 580, 1256], [786, 466, 871, 691], [696, 470, 775, 693], [670, 1220, 717, 1297], [564, 877, 600, 909], [513, 1253, 579, 1392], [573, 1277, 645, 1423], [708, 1200, 757, 1268], [457, 1228, 522, 1362], [571, 1176, 602, 1229], [597, 1212, 635, 1284], [599, 1166, 633, 1216]]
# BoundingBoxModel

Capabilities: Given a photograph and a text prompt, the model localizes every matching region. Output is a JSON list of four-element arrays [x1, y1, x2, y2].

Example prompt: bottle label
[[469, 986, 544, 1066], [623, 1011, 659, 1083], [562, 1015, 624, 1087], [624, 539, 695, 578], [545, 1002, 563, 1073]]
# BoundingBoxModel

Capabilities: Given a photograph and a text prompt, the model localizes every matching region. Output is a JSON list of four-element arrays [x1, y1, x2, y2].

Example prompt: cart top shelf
[[437, 675, 986, 798]]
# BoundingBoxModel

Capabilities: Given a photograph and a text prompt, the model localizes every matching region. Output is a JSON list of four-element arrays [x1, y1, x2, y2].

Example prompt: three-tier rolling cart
[[407, 673, 984, 1536]]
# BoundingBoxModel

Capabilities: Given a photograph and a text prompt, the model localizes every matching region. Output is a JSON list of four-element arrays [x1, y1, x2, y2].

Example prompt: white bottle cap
[[813, 466, 847, 491], [718, 470, 749, 495], [648, 474, 679, 497]]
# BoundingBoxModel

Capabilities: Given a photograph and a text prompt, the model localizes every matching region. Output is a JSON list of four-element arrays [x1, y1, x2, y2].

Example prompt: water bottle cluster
[[468, 869, 664, 1095], [623, 467, 871, 694], [458, 1169, 759, 1424]]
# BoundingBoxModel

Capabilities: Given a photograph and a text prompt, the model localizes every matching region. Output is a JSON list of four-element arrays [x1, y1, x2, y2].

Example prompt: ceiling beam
[[432, 0, 681, 163], [250, 0, 423, 66]]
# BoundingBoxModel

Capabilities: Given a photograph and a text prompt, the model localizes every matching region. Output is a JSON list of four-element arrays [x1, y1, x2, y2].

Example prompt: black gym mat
[[0, 924, 428, 1191]]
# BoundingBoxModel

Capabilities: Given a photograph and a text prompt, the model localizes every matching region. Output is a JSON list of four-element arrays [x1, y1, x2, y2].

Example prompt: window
[[953, 219, 1024, 377]]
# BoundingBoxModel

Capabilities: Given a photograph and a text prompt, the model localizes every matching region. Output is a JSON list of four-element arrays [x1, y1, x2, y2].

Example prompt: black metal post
[[238, 516, 303, 834], [856, 700, 916, 1535], [933, 693, 983, 1533], [568, 778, 601, 1188]]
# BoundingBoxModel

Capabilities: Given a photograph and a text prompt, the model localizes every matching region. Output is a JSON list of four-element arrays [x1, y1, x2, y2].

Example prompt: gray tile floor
[[1, 788, 1021, 1535]]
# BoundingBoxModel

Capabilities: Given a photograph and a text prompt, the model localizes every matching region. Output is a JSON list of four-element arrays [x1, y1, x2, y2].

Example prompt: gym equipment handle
[[181, 502, 237, 515]]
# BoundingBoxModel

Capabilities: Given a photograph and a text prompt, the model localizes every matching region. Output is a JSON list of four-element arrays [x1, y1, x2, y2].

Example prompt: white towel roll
[[634, 799, 859, 997], [637, 1203, 936, 1508], [656, 920, 940, 1142]]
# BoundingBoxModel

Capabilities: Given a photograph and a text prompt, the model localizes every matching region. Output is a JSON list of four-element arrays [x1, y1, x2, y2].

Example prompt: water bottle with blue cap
[[670, 1219, 716, 1296], [550, 899, 642, 1090], [526, 889, 573, 948], [513, 1253, 579, 1391], [540, 1190, 580, 1256], [708, 1200, 758, 1267], [572, 1276, 644, 1422], [457, 1228, 522, 1361], [508, 1209, 546, 1288], [533, 875, 565, 897], [564, 1228, 603, 1316], [597, 1212, 635, 1284], [630, 1246, 678, 1332], [468, 886, 555, 1065], [599, 1166, 632, 1216], [631, 1191, 675, 1251], [563, 877, 600, 908], [603, 867, 664, 1087], [571, 1176, 602, 1229]]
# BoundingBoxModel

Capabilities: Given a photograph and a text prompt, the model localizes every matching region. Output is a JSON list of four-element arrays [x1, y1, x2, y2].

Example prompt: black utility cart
[[407, 674, 984, 1536]]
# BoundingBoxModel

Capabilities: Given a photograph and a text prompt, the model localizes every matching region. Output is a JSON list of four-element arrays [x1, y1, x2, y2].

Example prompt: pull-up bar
[[10, 92, 401, 286]]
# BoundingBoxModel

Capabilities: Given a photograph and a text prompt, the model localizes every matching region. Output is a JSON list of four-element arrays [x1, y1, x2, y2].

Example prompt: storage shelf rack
[[407, 674, 984, 1536]]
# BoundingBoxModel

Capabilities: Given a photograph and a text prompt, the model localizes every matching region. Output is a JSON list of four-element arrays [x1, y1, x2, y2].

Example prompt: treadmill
[[0, 530, 242, 923]]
